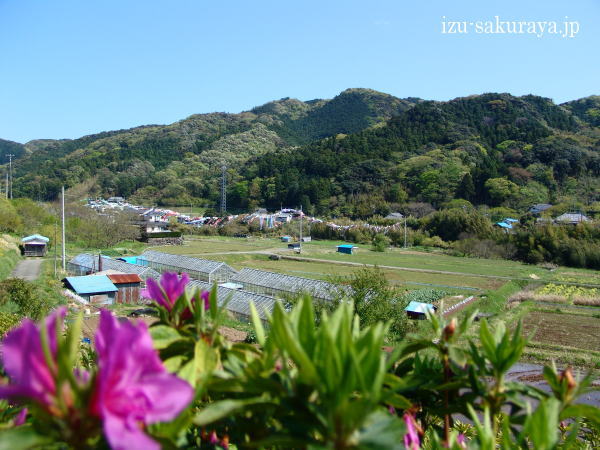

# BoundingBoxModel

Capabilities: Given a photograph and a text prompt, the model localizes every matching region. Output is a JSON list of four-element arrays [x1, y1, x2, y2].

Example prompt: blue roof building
[[404, 301, 437, 320], [337, 244, 357, 255], [64, 275, 117, 305], [495, 221, 512, 230]]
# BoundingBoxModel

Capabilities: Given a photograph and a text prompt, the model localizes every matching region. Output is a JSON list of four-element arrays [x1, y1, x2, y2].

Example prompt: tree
[[457, 173, 475, 202], [484, 177, 519, 205]]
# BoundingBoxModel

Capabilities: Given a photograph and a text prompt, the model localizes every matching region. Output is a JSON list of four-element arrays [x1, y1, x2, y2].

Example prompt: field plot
[[521, 310, 600, 353], [155, 236, 279, 254]]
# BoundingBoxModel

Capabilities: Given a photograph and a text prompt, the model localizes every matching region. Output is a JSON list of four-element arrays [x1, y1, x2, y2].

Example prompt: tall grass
[[0, 235, 21, 281]]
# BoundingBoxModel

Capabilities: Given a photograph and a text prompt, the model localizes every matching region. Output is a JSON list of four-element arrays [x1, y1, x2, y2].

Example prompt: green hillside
[[3, 91, 600, 215], [5, 88, 418, 202]]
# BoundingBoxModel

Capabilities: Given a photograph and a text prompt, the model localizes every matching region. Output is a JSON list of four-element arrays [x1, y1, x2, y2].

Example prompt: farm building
[[64, 275, 117, 305], [21, 234, 49, 257], [555, 213, 590, 225], [529, 204, 552, 215], [337, 244, 357, 255], [67, 253, 160, 281], [231, 268, 344, 302], [138, 250, 237, 283], [404, 301, 437, 320], [106, 273, 143, 304], [187, 279, 277, 322]]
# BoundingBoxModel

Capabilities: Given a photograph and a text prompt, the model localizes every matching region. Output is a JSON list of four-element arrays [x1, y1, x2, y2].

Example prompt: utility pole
[[4, 171, 7, 199], [54, 221, 58, 278], [61, 186, 66, 271], [403, 215, 408, 249], [220, 165, 227, 214], [299, 205, 303, 254], [7, 154, 14, 199]]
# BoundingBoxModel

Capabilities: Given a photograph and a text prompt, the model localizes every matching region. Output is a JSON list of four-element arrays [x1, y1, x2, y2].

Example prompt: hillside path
[[11, 258, 44, 281]]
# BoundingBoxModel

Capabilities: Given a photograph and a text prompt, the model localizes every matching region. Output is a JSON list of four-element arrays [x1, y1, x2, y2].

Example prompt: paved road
[[11, 258, 44, 281]]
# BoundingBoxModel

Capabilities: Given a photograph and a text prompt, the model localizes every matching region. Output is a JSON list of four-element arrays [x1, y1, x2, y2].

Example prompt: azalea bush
[[0, 271, 599, 449]]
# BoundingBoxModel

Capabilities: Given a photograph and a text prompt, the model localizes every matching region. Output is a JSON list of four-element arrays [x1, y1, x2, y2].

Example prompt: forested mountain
[[0, 139, 26, 163], [3, 91, 600, 217], [241, 93, 600, 216], [4, 88, 418, 201]]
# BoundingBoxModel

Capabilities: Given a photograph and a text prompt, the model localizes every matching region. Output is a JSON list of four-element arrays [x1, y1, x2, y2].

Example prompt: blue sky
[[0, 0, 598, 143]]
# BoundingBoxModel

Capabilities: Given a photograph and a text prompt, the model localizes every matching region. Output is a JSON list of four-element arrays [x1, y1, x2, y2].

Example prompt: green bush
[[0, 278, 52, 321], [0, 311, 21, 337]]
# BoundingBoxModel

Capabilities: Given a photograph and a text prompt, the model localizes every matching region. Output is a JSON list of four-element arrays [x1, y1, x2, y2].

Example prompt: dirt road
[[11, 258, 44, 281]]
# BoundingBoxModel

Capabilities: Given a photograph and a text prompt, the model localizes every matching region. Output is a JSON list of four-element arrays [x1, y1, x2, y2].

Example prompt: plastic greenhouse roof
[[231, 268, 348, 301], [187, 279, 277, 320], [139, 251, 237, 275], [68, 253, 160, 280]]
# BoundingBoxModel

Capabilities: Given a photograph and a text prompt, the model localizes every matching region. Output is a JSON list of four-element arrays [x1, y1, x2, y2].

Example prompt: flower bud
[[559, 366, 576, 392], [443, 318, 456, 341]]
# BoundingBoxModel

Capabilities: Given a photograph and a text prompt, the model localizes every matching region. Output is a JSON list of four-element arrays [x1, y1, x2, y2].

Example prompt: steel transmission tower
[[220, 165, 227, 214]]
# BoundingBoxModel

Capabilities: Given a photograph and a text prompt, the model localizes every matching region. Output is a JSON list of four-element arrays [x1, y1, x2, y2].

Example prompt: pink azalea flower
[[14, 407, 27, 426], [93, 310, 194, 450], [141, 272, 189, 311], [403, 412, 420, 450], [0, 308, 66, 411], [200, 290, 210, 311]]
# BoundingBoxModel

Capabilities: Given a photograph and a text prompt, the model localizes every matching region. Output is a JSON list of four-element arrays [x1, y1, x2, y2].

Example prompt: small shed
[[64, 275, 118, 305], [21, 234, 49, 257], [337, 244, 357, 255], [281, 236, 292, 243], [405, 301, 437, 320], [106, 273, 142, 304]]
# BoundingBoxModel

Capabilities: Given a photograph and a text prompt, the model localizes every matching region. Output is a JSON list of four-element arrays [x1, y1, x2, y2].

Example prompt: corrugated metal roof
[[107, 274, 142, 284], [231, 268, 345, 301], [22, 234, 49, 243], [188, 280, 276, 320], [404, 301, 436, 314], [139, 250, 237, 276], [68, 253, 160, 280], [65, 275, 118, 295], [337, 244, 356, 248]]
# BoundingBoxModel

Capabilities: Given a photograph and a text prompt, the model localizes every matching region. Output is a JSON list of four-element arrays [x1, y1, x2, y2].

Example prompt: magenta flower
[[93, 310, 194, 450], [0, 308, 66, 411], [14, 408, 27, 426], [141, 272, 189, 311], [198, 289, 210, 311], [403, 412, 420, 450]]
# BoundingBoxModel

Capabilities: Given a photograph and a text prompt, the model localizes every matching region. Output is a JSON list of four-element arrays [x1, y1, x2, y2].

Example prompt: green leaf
[[0, 425, 52, 450], [193, 397, 267, 426], [149, 325, 182, 350], [177, 338, 219, 390], [561, 404, 600, 425], [249, 301, 266, 346]]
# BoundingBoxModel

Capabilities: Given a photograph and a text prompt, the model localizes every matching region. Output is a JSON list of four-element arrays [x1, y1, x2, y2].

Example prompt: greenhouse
[[231, 268, 346, 302], [67, 253, 160, 281], [187, 279, 277, 322], [138, 250, 237, 283]]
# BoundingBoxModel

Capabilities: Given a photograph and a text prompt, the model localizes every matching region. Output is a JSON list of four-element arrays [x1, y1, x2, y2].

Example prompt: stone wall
[[146, 237, 184, 246]]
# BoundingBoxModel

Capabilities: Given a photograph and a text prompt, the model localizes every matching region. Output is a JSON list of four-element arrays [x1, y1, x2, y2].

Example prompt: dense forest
[[2, 90, 600, 218]]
